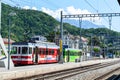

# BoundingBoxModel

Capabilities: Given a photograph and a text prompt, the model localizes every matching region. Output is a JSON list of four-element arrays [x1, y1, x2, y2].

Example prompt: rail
[[95, 67, 120, 80], [12, 60, 120, 80]]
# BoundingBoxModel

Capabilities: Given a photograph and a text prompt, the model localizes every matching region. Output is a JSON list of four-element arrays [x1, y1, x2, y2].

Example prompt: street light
[[8, 12, 16, 70]]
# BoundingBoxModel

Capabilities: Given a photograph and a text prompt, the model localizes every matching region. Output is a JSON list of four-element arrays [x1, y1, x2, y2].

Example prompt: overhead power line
[[104, 0, 114, 12], [84, 0, 98, 13], [84, 0, 115, 29]]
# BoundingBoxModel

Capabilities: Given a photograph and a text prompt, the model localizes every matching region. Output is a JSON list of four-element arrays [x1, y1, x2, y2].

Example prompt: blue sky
[[2, 0, 120, 32]]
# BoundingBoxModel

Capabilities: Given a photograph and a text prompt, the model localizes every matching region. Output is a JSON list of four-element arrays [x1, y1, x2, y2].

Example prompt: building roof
[[81, 37, 88, 42], [3, 38, 15, 44], [64, 34, 88, 42]]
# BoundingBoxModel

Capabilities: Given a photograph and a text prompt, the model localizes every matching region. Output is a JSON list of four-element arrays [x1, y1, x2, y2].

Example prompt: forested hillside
[[1, 3, 120, 42]]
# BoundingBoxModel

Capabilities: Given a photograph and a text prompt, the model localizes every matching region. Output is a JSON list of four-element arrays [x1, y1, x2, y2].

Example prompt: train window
[[44, 49, 46, 54], [51, 50, 54, 55], [11, 47, 17, 54], [40, 49, 44, 54], [18, 47, 21, 54], [22, 47, 28, 54], [29, 48, 32, 54]]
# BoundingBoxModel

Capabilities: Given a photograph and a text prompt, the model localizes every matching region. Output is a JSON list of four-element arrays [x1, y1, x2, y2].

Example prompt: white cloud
[[23, 6, 30, 10], [41, 7, 64, 19], [23, 6, 37, 10], [41, 6, 101, 24], [66, 6, 87, 14], [32, 7, 37, 10]]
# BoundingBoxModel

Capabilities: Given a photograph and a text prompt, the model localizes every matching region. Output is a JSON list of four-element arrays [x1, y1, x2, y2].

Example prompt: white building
[[63, 33, 88, 50]]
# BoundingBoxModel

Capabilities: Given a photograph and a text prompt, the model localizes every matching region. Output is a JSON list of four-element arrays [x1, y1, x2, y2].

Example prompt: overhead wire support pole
[[59, 11, 63, 63], [108, 16, 112, 30], [107, 15, 112, 58], [79, 17, 82, 49], [8, 16, 11, 70]]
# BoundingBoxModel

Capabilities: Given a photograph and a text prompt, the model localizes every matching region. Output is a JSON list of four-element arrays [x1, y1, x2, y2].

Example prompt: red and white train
[[11, 41, 60, 65]]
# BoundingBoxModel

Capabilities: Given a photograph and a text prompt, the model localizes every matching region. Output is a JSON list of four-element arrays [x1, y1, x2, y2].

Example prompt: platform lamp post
[[8, 12, 16, 70]]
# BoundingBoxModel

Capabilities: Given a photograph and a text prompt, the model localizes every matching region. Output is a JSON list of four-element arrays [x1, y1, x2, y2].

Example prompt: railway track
[[13, 60, 120, 80], [95, 67, 120, 80]]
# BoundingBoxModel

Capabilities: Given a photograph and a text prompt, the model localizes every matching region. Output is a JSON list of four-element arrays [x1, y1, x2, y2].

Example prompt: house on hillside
[[3, 38, 15, 51], [63, 32, 88, 50]]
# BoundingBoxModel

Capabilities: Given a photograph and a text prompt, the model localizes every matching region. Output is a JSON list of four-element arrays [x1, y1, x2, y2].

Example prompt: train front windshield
[[11, 47, 17, 54], [11, 46, 33, 54]]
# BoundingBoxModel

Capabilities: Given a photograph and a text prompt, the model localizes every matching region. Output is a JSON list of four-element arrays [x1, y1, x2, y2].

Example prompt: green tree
[[93, 47, 100, 53]]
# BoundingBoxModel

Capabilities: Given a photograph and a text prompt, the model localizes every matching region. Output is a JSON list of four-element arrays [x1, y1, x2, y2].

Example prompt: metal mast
[[0, 0, 14, 69]]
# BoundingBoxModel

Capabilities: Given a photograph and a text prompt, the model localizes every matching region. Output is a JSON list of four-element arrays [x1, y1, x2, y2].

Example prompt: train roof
[[12, 42, 33, 45], [12, 42, 35, 47], [12, 41, 59, 49], [65, 48, 82, 52]]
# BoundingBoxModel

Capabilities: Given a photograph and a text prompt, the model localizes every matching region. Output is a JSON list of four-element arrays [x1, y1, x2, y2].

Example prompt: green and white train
[[63, 48, 82, 62]]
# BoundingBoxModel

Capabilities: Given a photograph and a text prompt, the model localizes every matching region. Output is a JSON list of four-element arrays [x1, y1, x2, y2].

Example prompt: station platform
[[0, 58, 120, 80]]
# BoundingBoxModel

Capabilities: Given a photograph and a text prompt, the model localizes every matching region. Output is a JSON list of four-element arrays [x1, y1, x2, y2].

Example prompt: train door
[[47, 48, 58, 63], [28, 47, 34, 64], [33, 47, 38, 64], [66, 50, 70, 62], [38, 48, 46, 63], [46, 48, 52, 63], [54, 49, 59, 62]]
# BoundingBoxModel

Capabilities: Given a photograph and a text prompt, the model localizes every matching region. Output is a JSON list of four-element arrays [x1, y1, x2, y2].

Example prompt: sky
[[2, 0, 120, 32]]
